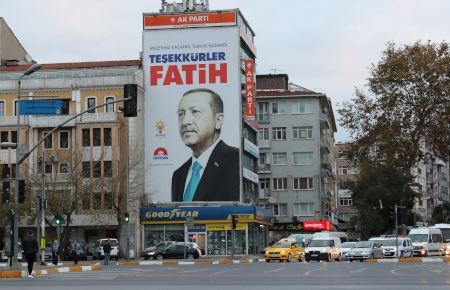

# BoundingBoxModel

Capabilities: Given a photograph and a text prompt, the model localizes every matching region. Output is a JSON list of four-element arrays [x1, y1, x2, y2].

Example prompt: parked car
[[145, 244, 200, 260], [264, 241, 304, 262], [141, 241, 177, 260], [176, 242, 202, 256], [341, 242, 357, 261], [382, 237, 413, 258], [0, 243, 23, 262], [92, 238, 119, 261], [37, 241, 52, 261], [347, 241, 384, 262], [62, 240, 88, 261], [304, 237, 342, 262]]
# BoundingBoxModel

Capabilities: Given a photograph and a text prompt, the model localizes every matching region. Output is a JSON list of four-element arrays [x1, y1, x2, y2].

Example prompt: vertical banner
[[142, 25, 242, 203], [245, 59, 255, 120], [433, 165, 438, 206]]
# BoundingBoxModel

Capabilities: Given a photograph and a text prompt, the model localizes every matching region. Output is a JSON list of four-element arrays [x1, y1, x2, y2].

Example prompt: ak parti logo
[[153, 147, 169, 160]]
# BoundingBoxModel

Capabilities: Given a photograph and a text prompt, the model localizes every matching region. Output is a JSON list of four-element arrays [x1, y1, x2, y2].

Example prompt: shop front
[[141, 205, 273, 255]]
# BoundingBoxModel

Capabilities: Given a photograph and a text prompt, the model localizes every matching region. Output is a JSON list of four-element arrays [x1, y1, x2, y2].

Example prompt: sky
[[2, 0, 450, 142]]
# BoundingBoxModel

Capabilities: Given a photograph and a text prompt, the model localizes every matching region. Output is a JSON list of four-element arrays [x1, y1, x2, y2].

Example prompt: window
[[82, 129, 90, 147], [105, 96, 115, 112], [82, 162, 90, 178], [274, 204, 288, 216], [257, 102, 269, 121], [43, 132, 53, 149], [293, 152, 313, 165], [93, 128, 101, 146], [59, 131, 69, 149], [272, 127, 286, 140], [272, 102, 285, 114], [60, 100, 70, 114], [12, 131, 17, 144], [0, 101, 4, 116], [14, 100, 18, 116], [104, 128, 112, 146], [340, 197, 353, 206], [272, 153, 287, 165], [93, 161, 101, 178], [93, 192, 101, 210], [87, 97, 96, 113], [260, 178, 270, 190], [293, 178, 314, 190], [1, 132, 8, 143], [104, 161, 112, 177], [294, 203, 314, 216], [104, 192, 113, 210], [339, 166, 348, 175], [258, 128, 269, 140], [339, 212, 357, 222], [259, 153, 268, 166], [273, 178, 287, 190], [292, 101, 312, 114], [44, 163, 53, 174], [338, 150, 347, 159], [293, 126, 313, 139]]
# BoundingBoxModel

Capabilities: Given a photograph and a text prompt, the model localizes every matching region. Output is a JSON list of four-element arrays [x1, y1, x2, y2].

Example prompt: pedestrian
[[22, 230, 39, 278], [52, 240, 59, 265], [71, 240, 82, 265], [103, 239, 112, 265]]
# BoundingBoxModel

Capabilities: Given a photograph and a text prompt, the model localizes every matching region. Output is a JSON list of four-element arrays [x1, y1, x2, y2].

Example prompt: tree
[[337, 40, 450, 233]]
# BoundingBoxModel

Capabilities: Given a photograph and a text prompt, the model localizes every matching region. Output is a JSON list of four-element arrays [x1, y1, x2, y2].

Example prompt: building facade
[[255, 74, 337, 241]]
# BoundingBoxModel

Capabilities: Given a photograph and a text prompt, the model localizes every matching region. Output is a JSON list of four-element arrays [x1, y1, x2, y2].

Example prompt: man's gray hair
[[182, 88, 223, 116]]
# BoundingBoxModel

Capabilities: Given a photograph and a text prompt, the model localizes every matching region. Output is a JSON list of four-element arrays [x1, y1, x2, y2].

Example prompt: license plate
[[311, 254, 318, 257], [386, 252, 393, 255], [270, 254, 278, 258]]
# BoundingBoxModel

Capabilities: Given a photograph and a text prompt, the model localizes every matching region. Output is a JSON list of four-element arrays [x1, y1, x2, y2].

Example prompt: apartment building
[[255, 74, 337, 239]]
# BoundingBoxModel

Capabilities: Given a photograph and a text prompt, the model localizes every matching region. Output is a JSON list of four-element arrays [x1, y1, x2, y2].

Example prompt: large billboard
[[143, 24, 242, 203]]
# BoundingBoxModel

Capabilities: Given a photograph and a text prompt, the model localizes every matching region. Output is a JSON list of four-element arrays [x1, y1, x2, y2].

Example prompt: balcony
[[29, 115, 76, 128], [321, 162, 332, 177], [320, 142, 331, 155], [321, 191, 332, 202], [257, 114, 270, 124], [320, 113, 330, 130]]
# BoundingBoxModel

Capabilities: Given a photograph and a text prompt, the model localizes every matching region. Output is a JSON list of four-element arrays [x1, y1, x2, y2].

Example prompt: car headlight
[[321, 248, 328, 253], [305, 249, 309, 253], [280, 251, 286, 254]]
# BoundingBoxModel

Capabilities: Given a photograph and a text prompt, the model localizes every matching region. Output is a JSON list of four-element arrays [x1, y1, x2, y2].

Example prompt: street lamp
[[11, 63, 41, 268]]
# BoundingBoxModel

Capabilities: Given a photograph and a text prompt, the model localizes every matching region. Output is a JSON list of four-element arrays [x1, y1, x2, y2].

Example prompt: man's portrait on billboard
[[171, 88, 240, 202]]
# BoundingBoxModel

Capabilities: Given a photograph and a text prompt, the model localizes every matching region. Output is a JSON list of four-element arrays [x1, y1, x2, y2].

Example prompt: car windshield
[[354, 241, 372, 248], [309, 240, 331, 247], [408, 234, 428, 243], [272, 243, 291, 248], [382, 239, 401, 246], [101, 240, 118, 246], [341, 242, 356, 248]]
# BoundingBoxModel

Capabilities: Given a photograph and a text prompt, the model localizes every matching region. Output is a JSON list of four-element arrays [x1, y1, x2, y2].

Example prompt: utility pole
[[395, 203, 406, 258]]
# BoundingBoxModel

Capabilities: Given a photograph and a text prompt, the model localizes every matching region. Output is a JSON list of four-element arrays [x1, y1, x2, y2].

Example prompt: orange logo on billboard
[[245, 60, 255, 120], [144, 12, 236, 29]]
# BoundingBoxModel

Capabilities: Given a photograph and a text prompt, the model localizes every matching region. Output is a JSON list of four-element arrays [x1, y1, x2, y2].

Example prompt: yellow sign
[[40, 238, 45, 249], [207, 224, 245, 231]]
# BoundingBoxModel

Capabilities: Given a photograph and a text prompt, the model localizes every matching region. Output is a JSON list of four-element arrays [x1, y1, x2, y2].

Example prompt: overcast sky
[[2, 0, 450, 142]]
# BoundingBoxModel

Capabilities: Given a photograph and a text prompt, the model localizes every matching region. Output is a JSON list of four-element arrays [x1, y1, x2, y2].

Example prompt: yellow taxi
[[264, 240, 305, 262]]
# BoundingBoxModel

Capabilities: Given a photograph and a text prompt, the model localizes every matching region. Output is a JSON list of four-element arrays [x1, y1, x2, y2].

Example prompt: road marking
[[264, 268, 285, 273], [305, 267, 324, 276], [350, 268, 368, 273], [179, 268, 208, 273], [214, 268, 245, 275]]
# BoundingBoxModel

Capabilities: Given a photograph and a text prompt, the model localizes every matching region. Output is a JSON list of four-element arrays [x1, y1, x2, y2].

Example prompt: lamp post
[[12, 63, 41, 268]]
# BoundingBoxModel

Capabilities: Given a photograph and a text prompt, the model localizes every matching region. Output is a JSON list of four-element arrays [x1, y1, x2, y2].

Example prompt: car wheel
[[187, 254, 195, 259], [349, 259, 353, 262], [335, 254, 341, 262], [371, 254, 374, 259], [305, 259, 309, 262], [326, 254, 331, 262], [299, 254, 305, 262], [287, 254, 291, 262], [97, 253, 101, 260], [144, 256, 149, 260], [156, 254, 163, 260], [279, 259, 283, 262], [266, 259, 270, 262]]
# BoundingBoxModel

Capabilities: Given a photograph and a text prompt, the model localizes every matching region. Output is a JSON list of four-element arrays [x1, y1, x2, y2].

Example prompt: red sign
[[144, 12, 236, 29], [245, 59, 255, 120], [303, 221, 332, 231]]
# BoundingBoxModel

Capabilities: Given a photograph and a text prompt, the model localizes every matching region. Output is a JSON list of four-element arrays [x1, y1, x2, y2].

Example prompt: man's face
[[177, 91, 223, 157]]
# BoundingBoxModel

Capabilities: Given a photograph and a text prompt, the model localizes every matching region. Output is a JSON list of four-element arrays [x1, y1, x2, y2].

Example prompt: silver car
[[347, 241, 384, 262], [341, 242, 357, 261]]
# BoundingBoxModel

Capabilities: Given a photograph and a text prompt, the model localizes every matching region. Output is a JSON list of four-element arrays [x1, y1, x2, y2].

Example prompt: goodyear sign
[[141, 205, 274, 225]]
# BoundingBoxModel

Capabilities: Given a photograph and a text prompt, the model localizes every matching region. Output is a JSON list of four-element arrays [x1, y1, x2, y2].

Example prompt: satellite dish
[[25, 54, 33, 62], [268, 197, 276, 204]]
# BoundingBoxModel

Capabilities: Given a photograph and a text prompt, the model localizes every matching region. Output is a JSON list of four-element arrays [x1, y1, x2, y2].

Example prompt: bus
[[429, 223, 450, 256]]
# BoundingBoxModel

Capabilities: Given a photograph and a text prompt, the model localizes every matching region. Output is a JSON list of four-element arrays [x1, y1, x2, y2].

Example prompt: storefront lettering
[[144, 209, 199, 219], [269, 223, 303, 231]]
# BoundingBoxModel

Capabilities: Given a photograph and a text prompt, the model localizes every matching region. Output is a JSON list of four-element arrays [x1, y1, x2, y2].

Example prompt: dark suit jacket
[[172, 140, 240, 202]]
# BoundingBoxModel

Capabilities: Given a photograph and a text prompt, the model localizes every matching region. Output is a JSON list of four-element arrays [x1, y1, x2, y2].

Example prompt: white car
[[347, 241, 384, 262], [341, 242, 357, 261], [382, 237, 413, 258], [93, 238, 119, 261]]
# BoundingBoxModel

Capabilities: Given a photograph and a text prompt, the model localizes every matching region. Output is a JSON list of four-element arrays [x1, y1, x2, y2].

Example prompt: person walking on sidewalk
[[22, 230, 39, 278], [103, 239, 112, 265], [71, 240, 82, 265], [52, 240, 59, 265]]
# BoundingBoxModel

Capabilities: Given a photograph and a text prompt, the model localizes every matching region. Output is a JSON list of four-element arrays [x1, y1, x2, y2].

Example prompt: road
[[1, 260, 450, 289]]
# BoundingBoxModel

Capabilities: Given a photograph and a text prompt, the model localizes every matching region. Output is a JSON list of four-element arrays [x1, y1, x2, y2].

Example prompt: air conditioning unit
[[38, 156, 43, 163], [60, 165, 69, 174], [49, 156, 57, 163]]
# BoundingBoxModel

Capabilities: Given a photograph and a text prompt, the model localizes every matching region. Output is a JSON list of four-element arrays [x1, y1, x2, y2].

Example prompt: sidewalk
[[0, 261, 102, 278]]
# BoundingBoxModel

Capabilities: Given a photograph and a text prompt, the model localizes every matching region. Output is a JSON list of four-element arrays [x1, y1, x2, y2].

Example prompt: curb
[[0, 263, 102, 279]]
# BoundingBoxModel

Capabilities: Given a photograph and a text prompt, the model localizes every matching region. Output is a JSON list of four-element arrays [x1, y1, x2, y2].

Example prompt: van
[[381, 237, 413, 258], [407, 227, 443, 257], [304, 236, 342, 262], [93, 238, 119, 261]]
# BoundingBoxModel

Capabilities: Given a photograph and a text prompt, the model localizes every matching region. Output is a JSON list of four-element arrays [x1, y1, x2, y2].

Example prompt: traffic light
[[18, 180, 25, 203], [123, 84, 137, 117], [124, 212, 129, 222], [232, 215, 238, 229], [55, 215, 61, 225], [2, 181, 10, 203]]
